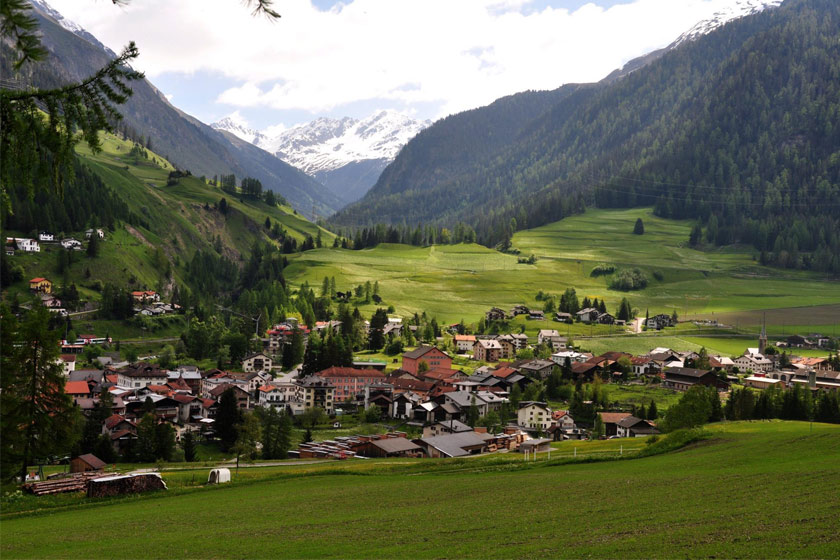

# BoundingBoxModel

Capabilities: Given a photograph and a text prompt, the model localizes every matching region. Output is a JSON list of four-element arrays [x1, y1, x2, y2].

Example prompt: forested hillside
[[0, 3, 342, 217], [333, 0, 840, 272]]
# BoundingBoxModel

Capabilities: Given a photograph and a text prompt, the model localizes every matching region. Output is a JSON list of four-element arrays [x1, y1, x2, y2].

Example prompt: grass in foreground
[[2, 421, 838, 559]]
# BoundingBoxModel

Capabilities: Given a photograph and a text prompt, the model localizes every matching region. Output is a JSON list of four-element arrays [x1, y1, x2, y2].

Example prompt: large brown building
[[401, 346, 452, 375]]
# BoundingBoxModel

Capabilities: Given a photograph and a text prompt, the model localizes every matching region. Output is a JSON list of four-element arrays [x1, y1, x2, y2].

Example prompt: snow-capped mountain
[[211, 110, 430, 204], [671, 0, 783, 47], [210, 116, 268, 146], [29, 0, 116, 57]]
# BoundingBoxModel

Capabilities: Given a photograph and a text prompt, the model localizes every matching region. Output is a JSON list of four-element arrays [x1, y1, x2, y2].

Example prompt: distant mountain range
[[5, 1, 343, 219], [212, 111, 430, 205]]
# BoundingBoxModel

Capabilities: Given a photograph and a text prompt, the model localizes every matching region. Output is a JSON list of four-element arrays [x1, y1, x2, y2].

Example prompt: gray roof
[[371, 438, 422, 454], [419, 432, 488, 457], [434, 420, 471, 433], [69, 370, 104, 383], [403, 345, 446, 360]]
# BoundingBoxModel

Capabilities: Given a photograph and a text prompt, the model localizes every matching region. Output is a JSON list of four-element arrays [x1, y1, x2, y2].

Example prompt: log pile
[[87, 473, 167, 498], [23, 472, 105, 496]]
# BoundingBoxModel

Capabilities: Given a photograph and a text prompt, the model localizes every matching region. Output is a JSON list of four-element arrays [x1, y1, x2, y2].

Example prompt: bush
[[652, 270, 664, 282], [590, 263, 616, 277], [609, 268, 648, 291]]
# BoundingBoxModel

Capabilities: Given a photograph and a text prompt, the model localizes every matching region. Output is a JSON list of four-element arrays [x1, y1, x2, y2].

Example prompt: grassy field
[[2, 421, 838, 558], [284, 208, 840, 331]]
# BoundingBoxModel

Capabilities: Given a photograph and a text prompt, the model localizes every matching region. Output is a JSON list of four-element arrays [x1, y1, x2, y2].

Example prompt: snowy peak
[[210, 116, 267, 145], [672, 0, 783, 47], [29, 0, 116, 57]]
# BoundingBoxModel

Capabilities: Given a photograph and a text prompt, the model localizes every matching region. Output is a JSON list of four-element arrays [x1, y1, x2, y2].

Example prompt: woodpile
[[87, 473, 167, 498], [23, 472, 105, 496]]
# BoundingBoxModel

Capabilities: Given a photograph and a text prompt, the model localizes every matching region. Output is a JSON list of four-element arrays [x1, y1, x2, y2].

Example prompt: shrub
[[590, 263, 616, 277], [609, 268, 648, 291]]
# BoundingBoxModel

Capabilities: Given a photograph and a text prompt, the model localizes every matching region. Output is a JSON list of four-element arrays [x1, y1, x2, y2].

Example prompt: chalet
[[131, 290, 159, 303], [616, 416, 660, 438], [242, 353, 272, 373], [116, 363, 169, 389], [548, 411, 583, 441], [38, 232, 54, 241], [172, 394, 204, 423], [443, 391, 490, 417], [511, 304, 530, 316], [473, 339, 502, 362], [528, 310, 545, 321], [29, 277, 52, 293], [363, 383, 394, 413], [571, 361, 601, 381], [554, 312, 573, 324], [663, 367, 729, 391], [485, 307, 507, 322], [597, 312, 616, 325], [597, 412, 632, 437], [630, 356, 658, 376], [298, 375, 335, 414], [518, 402, 553, 431], [576, 308, 600, 323], [402, 346, 451, 374], [538, 330, 567, 350], [316, 366, 386, 401], [227, 371, 264, 393], [454, 334, 477, 353]]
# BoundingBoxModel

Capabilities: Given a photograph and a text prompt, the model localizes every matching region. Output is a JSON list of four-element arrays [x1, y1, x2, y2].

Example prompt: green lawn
[[2, 421, 838, 558]]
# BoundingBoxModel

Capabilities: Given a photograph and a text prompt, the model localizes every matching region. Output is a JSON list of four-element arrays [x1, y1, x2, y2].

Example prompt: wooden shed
[[70, 453, 106, 473]]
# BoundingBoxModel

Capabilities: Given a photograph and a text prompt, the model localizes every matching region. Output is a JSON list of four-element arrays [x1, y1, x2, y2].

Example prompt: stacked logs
[[23, 472, 105, 495]]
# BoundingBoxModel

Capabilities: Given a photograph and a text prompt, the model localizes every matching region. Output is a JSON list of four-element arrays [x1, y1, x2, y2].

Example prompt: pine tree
[[634, 218, 645, 235], [182, 431, 196, 462]]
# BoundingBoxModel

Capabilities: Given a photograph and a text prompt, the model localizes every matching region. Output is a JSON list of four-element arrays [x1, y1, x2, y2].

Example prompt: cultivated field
[[3, 421, 838, 558]]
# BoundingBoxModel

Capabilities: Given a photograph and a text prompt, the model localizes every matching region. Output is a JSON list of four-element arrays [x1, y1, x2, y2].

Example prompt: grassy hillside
[[286, 208, 840, 339], [2, 421, 838, 558], [2, 131, 332, 322]]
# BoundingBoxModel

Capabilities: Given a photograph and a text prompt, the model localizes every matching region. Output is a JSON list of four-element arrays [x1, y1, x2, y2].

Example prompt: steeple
[[759, 314, 767, 355]]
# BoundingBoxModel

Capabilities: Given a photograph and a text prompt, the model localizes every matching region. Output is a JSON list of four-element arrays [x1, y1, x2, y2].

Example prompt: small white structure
[[39, 232, 55, 241], [208, 468, 231, 484]]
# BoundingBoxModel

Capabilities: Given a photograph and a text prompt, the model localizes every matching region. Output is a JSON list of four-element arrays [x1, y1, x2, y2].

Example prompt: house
[[646, 314, 676, 330], [416, 431, 490, 458], [508, 333, 529, 350], [495, 336, 516, 360], [538, 330, 567, 351], [597, 312, 616, 325], [576, 308, 600, 323], [571, 361, 601, 381], [65, 380, 92, 403], [551, 351, 589, 365], [29, 277, 52, 294], [258, 385, 285, 407], [518, 359, 556, 379], [473, 339, 502, 362], [356, 435, 423, 458], [131, 290, 159, 303], [510, 304, 530, 316], [70, 453, 106, 473], [663, 367, 729, 391], [116, 363, 169, 389], [60, 238, 82, 250], [423, 420, 472, 438], [519, 438, 552, 454], [454, 334, 477, 353], [85, 228, 105, 239], [733, 352, 773, 373], [630, 356, 657, 376], [597, 412, 632, 437], [518, 401, 553, 431], [208, 384, 251, 409], [298, 375, 335, 414], [485, 307, 507, 322], [363, 383, 394, 413], [316, 366, 386, 401], [58, 354, 76, 376], [616, 416, 660, 438], [401, 346, 452, 374], [526, 310, 544, 321], [242, 353, 272, 373], [443, 391, 490, 417], [38, 231, 54, 241], [547, 412, 583, 441], [227, 371, 264, 393], [7, 237, 40, 252], [554, 312, 574, 324]]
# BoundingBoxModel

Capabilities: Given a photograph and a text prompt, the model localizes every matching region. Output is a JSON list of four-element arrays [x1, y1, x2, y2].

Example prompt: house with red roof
[[65, 380, 92, 403], [316, 366, 386, 401]]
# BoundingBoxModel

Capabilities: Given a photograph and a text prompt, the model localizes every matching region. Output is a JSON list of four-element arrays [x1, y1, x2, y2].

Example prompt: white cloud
[[46, 0, 745, 120]]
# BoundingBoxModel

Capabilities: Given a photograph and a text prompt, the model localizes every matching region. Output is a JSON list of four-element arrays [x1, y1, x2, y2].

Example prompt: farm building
[[70, 453, 106, 473]]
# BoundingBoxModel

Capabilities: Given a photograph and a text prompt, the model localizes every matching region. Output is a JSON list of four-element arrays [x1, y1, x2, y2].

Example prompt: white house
[[517, 401, 553, 431], [61, 238, 82, 250], [8, 238, 40, 252], [454, 334, 477, 353], [85, 228, 105, 239], [242, 353, 272, 373], [733, 353, 772, 373], [551, 351, 588, 365], [38, 232, 54, 241]]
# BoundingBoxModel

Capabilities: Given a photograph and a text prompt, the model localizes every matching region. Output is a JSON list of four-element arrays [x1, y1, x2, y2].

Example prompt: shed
[[519, 438, 552, 453], [70, 453, 106, 473], [208, 468, 231, 484]]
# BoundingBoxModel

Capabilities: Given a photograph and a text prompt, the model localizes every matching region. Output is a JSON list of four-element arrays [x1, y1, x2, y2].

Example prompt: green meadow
[[2, 421, 838, 558], [285, 208, 840, 339]]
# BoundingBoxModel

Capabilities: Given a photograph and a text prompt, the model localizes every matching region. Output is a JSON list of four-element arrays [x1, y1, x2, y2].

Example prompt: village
[[44, 299, 839, 475]]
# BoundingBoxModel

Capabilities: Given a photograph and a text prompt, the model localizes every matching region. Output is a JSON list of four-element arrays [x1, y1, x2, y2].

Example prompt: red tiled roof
[[110, 428, 136, 440], [30, 277, 48, 283], [65, 381, 90, 395], [105, 374, 118, 384], [491, 366, 518, 379], [60, 354, 76, 362], [147, 385, 171, 395], [200, 398, 216, 408], [258, 385, 278, 392], [316, 366, 386, 379], [104, 414, 129, 430], [171, 394, 197, 404], [598, 412, 631, 424]]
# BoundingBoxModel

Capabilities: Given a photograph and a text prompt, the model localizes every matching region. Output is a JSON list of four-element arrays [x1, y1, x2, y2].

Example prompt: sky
[[45, 0, 747, 133]]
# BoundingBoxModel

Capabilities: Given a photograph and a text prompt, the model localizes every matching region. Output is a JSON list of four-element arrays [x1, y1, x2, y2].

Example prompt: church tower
[[758, 314, 767, 355]]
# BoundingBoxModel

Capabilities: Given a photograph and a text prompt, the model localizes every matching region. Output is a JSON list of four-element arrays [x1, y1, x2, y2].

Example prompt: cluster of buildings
[[5, 229, 105, 256]]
